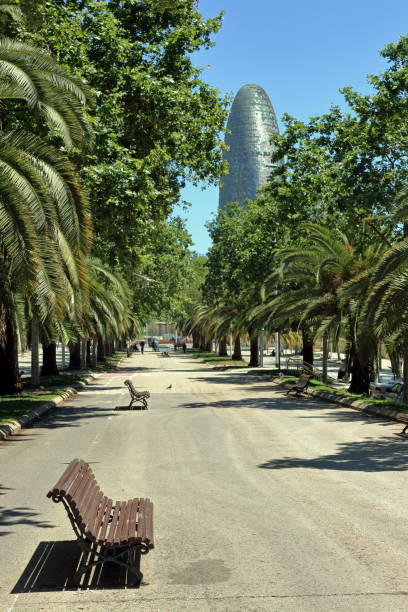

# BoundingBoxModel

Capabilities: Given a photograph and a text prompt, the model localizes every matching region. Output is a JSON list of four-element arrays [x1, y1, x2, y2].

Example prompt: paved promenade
[[1, 350, 408, 611]]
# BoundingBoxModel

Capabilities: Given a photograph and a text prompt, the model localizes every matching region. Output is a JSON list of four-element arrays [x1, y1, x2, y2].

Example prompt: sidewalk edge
[[306, 387, 408, 425], [0, 375, 95, 442]]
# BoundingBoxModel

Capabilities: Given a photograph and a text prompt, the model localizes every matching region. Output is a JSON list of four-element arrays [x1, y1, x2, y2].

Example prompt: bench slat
[[78, 482, 100, 532], [127, 498, 139, 543], [83, 488, 103, 536], [143, 499, 154, 548], [47, 459, 84, 498], [65, 464, 89, 503], [68, 466, 93, 508], [136, 498, 145, 543], [114, 500, 130, 546], [93, 496, 112, 543], [106, 501, 121, 546]]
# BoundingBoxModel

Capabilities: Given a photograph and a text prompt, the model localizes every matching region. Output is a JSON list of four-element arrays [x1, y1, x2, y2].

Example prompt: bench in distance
[[286, 373, 312, 396], [124, 379, 150, 409]]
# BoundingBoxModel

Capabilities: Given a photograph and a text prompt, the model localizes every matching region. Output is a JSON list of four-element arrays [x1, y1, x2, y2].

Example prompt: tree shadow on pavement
[[0, 505, 54, 537], [12, 540, 139, 592], [33, 406, 117, 430], [180, 394, 399, 430], [258, 436, 408, 472]]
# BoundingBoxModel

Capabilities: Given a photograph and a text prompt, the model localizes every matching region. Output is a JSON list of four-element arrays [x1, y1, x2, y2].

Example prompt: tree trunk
[[0, 292, 21, 394], [348, 356, 370, 394], [403, 346, 408, 404], [232, 335, 242, 360], [200, 334, 206, 351], [31, 313, 40, 386], [302, 328, 314, 365], [347, 325, 370, 394], [218, 337, 228, 357], [193, 333, 199, 349], [97, 336, 106, 361], [80, 339, 87, 369], [42, 342, 59, 376], [69, 341, 81, 369], [322, 332, 328, 383], [86, 340, 91, 366], [91, 337, 98, 368], [205, 339, 212, 352], [249, 335, 259, 367]]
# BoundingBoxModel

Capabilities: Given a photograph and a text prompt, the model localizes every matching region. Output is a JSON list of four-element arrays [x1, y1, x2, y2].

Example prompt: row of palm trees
[[0, 3, 138, 394], [179, 207, 408, 401]]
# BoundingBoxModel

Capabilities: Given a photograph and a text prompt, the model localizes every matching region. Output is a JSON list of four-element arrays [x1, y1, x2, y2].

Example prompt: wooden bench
[[124, 379, 150, 409], [47, 459, 154, 586], [286, 373, 312, 396]]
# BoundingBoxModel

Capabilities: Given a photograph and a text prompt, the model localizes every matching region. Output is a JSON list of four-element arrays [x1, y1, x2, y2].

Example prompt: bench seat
[[47, 459, 153, 585]]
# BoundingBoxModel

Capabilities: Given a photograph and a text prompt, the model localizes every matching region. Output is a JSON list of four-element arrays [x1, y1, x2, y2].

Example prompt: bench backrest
[[47, 459, 102, 539], [125, 379, 137, 395]]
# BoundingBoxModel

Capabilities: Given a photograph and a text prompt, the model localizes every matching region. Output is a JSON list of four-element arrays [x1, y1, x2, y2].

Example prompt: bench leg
[[402, 424, 408, 435], [128, 548, 143, 586]]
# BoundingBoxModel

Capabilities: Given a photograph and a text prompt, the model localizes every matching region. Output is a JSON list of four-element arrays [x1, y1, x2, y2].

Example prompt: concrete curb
[[0, 375, 96, 442], [304, 386, 408, 426]]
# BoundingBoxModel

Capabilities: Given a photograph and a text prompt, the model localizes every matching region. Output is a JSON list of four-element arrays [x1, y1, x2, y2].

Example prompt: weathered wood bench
[[286, 373, 312, 396], [47, 459, 154, 586], [124, 379, 150, 409]]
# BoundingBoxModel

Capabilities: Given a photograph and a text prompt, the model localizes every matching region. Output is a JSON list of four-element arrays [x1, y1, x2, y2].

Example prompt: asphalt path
[[1, 351, 408, 611]]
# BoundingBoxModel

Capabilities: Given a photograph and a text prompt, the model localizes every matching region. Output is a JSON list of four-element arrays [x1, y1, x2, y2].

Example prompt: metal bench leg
[[127, 548, 143, 586], [402, 424, 408, 435]]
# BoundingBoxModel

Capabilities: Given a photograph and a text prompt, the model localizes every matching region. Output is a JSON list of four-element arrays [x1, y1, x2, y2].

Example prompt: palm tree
[[0, 5, 92, 393], [258, 224, 386, 393]]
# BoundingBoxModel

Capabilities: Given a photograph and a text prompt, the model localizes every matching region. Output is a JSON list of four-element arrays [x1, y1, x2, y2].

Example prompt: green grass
[[277, 376, 408, 413], [0, 351, 128, 426], [90, 351, 127, 373], [0, 392, 62, 425], [189, 349, 248, 368], [22, 373, 89, 391]]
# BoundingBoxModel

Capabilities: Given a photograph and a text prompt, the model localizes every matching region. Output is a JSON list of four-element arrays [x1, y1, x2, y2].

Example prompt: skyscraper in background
[[219, 84, 279, 210]]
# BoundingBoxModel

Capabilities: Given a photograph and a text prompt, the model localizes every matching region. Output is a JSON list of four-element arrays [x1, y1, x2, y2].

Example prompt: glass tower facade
[[219, 84, 279, 210]]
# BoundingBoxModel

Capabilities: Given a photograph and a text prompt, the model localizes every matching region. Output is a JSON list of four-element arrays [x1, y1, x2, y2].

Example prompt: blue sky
[[177, 0, 408, 254]]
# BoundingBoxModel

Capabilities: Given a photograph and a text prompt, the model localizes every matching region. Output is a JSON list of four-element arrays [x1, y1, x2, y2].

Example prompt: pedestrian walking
[[140, 340, 145, 354], [182, 341, 186, 353]]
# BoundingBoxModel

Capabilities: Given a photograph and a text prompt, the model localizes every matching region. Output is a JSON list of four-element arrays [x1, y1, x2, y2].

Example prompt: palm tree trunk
[[0, 291, 21, 394], [348, 325, 370, 394], [42, 342, 59, 376], [86, 340, 91, 366], [80, 339, 87, 369], [97, 336, 106, 361], [403, 347, 408, 404], [91, 337, 98, 368], [205, 339, 212, 352], [232, 335, 242, 360], [249, 335, 259, 367], [302, 328, 313, 365], [69, 341, 81, 369], [322, 332, 328, 383], [218, 337, 228, 357], [31, 313, 40, 386]]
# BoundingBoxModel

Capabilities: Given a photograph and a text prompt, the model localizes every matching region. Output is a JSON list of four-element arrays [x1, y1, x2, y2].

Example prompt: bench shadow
[[115, 405, 146, 411], [11, 540, 139, 592]]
